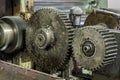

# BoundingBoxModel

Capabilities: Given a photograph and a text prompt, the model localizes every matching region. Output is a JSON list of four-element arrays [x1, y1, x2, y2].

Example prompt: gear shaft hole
[[82, 41, 95, 57]]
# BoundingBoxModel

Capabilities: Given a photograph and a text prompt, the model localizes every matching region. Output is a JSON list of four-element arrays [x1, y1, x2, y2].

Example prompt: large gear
[[73, 26, 118, 71], [26, 7, 74, 73]]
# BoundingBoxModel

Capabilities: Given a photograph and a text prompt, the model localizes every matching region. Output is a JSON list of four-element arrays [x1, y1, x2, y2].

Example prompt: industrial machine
[[0, 0, 120, 80]]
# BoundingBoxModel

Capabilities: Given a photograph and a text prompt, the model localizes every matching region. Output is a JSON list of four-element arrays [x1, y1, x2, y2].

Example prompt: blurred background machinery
[[0, 0, 34, 19]]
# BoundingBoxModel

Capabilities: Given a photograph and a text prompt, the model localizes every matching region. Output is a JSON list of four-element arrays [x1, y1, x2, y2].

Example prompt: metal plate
[[0, 60, 64, 80]]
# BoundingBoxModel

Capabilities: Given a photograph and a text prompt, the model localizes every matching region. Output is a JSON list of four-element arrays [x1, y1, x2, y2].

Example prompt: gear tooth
[[105, 41, 117, 46], [68, 37, 74, 40], [62, 20, 71, 23], [97, 29, 109, 33], [106, 44, 117, 48], [59, 15, 67, 19], [65, 23, 72, 26], [68, 33, 75, 36], [96, 66, 100, 70], [103, 59, 114, 64], [60, 17, 69, 20], [104, 55, 116, 60], [68, 44, 72, 47], [59, 13, 66, 16], [68, 41, 72, 45], [106, 49, 118, 54], [68, 29, 75, 33], [66, 26, 73, 29], [68, 40, 73, 43], [104, 38, 116, 42], [101, 32, 113, 35], [102, 34, 114, 38], [103, 63, 111, 66], [98, 64, 104, 69]]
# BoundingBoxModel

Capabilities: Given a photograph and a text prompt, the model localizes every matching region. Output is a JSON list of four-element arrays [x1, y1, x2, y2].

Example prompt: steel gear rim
[[26, 7, 74, 73], [73, 27, 118, 71]]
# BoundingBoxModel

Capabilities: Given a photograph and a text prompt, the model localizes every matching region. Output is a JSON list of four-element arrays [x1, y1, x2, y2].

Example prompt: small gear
[[26, 7, 74, 73], [73, 26, 118, 71]]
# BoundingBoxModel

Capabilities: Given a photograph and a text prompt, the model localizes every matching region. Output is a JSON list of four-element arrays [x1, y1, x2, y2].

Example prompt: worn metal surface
[[13, 0, 33, 20], [0, 60, 64, 80], [13, 0, 34, 15], [26, 7, 74, 73], [73, 26, 118, 71]]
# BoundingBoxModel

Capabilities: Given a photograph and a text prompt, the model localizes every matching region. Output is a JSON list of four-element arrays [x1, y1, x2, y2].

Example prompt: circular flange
[[0, 16, 26, 53], [0, 20, 14, 51]]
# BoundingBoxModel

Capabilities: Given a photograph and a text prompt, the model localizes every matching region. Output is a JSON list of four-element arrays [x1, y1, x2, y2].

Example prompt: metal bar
[[0, 60, 64, 80]]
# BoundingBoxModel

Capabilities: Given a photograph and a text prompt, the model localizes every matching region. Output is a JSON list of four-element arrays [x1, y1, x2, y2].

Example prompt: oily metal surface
[[73, 27, 118, 71], [26, 8, 74, 72]]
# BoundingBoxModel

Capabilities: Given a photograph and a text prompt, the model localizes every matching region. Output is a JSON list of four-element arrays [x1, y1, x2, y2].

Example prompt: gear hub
[[82, 41, 95, 57], [34, 26, 54, 49]]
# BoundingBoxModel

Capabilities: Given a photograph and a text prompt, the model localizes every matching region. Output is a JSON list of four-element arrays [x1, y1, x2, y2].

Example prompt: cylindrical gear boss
[[0, 16, 26, 53]]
